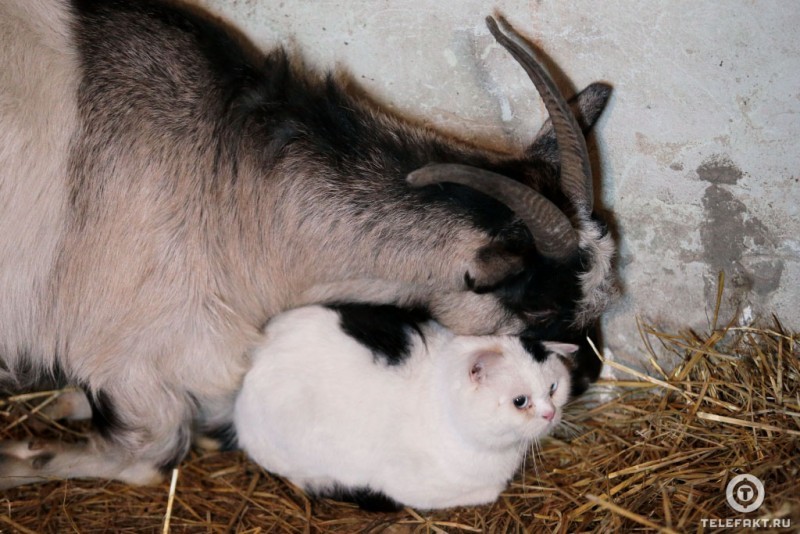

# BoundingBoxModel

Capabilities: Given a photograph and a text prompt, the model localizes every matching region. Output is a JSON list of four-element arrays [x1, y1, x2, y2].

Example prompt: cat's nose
[[541, 408, 555, 422]]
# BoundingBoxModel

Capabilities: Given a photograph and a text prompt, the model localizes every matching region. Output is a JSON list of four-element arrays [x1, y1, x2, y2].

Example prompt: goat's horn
[[486, 15, 594, 214], [407, 164, 578, 260]]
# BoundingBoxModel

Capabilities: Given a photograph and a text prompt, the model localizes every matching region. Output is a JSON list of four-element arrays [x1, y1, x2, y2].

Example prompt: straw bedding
[[2, 314, 798, 533]]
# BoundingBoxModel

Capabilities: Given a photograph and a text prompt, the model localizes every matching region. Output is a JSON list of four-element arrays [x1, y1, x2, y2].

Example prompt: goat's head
[[408, 16, 617, 393]]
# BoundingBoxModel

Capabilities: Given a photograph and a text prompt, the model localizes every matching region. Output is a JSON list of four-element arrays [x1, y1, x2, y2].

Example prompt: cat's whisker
[[559, 418, 583, 439], [516, 435, 534, 489], [528, 438, 542, 481]]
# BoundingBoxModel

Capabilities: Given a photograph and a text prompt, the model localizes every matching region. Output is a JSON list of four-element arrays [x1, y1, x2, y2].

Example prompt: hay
[[2, 317, 798, 532]]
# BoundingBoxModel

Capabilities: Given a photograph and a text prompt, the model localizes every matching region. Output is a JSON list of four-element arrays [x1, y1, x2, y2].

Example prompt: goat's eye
[[549, 382, 558, 396], [513, 395, 529, 409]]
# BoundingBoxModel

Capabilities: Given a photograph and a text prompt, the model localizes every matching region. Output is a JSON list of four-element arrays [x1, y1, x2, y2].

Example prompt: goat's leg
[[0, 372, 195, 489], [0, 406, 192, 489], [41, 389, 92, 421], [0, 437, 162, 489]]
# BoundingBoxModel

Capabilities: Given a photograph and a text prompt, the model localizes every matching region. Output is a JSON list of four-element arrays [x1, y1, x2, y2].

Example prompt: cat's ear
[[542, 342, 579, 360], [469, 350, 503, 384]]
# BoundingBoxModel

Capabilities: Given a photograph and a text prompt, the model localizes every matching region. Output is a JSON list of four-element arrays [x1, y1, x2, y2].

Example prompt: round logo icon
[[726, 474, 765, 513]]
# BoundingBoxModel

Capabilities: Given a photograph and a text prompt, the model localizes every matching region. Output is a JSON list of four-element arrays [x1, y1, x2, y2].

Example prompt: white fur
[[234, 306, 572, 510], [575, 221, 618, 328]]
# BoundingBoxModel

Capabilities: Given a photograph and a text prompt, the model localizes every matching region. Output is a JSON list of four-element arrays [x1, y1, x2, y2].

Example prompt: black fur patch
[[519, 326, 603, 398], [495, 252, 584, 340], [157, 424, 193, 473], [70, 0, 258, 87], [69, 0, 546, 267], [83, 388, 192, 472], [31, 453, 56, 470], [327, 304, 432, 367], [0, 350, 69, 396], [317, 484, 403, 513], [201, 422, 238, 452], [412, 180, 524, 241], [85, 388, 125, 440], [568, 326, 603, 398], [519, 336, 551, 364]]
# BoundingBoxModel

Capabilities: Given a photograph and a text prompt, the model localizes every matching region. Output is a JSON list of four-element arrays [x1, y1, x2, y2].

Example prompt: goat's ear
[[469, 350, 503, 384], [526, 82, 612, 164], [542, 341, 579, 360]]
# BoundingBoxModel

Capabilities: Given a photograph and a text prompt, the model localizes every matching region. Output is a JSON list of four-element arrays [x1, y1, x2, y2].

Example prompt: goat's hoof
[[0, 440, 60, 488], [0, 439, 56, 464]]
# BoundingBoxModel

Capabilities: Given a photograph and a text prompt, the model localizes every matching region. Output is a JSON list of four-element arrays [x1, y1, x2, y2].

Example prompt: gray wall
[[202, 0, 800, 366]]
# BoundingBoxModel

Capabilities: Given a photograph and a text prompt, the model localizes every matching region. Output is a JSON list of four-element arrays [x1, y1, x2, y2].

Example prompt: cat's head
[[441, 336, 577, 450]]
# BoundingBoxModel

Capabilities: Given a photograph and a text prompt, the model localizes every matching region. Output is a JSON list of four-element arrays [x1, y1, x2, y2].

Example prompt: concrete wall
[[200, 0, 800, 366]]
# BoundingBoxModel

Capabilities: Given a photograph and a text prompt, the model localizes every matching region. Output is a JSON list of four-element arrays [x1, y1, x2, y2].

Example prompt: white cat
[[234, 303, 576, 511]]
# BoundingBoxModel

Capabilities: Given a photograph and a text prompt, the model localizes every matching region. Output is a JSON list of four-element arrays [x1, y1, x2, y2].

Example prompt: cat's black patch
[[519, 336, 551, 364], [519, 326, 603, 398], [318, 484, 403, 513], [327, 304, 432, 367]]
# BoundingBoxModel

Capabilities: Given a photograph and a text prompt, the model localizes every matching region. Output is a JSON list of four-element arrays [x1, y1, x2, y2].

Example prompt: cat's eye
[[513, 395, 529, 409], [549, 382, 558, 396]]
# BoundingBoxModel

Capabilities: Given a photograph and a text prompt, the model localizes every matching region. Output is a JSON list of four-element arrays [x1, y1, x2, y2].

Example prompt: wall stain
[[635, 132, 690, 167], [697, 154, 742, 184], [699, 155, 783, 313]]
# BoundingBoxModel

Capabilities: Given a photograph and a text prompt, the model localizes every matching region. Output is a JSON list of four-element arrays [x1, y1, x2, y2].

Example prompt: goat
[[0, 0, 614, 488]]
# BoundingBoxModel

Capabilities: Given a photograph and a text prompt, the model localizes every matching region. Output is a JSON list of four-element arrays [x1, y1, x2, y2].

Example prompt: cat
[[232, 303, 577, 511]]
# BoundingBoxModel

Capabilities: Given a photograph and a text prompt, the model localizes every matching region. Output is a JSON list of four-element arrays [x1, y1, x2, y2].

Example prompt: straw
[[2, 316, 798, 532]]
